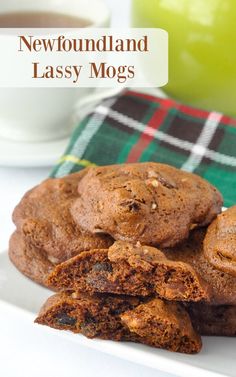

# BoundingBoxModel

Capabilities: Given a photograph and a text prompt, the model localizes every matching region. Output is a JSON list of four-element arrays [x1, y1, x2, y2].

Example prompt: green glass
[[132, 0, 236, 117]]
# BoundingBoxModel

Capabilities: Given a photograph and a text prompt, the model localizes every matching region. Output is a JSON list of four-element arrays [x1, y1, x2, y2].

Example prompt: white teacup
[[0, 0, 110, 142]]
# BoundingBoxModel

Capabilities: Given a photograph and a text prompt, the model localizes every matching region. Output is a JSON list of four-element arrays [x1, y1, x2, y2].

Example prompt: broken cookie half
[[47, 241, 210, 302], [35, 292, 201, 354]]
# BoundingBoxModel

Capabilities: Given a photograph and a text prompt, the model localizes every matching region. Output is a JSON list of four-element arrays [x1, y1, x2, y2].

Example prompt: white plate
[[0, 135, 69, 167], [0, 250, 235, 377]]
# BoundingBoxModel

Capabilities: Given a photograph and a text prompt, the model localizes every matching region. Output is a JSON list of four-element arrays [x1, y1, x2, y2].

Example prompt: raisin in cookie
[[204, 207, 236, 277], [35, 292, 201, 354], [12, 171, 113, 264], [47, 241, 210, 302], [71, 163, 222, 247]]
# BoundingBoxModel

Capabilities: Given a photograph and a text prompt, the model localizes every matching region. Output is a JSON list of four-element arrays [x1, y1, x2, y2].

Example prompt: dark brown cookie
[[35, 292, 201, 354], [188, 303, 236, 336], [12, 171, 113, 264], [35, 292, 142, 340], [47, 241, 210, 302], [9, 231, 54, 288], [120, 298, 201, 353], [71, 163, 222, 247], [164, 229, 236, 305], [204, 207, 236, 277]]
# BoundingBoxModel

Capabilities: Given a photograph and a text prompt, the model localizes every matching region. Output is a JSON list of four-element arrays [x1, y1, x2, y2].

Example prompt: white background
[[0, 1, 173, 376]]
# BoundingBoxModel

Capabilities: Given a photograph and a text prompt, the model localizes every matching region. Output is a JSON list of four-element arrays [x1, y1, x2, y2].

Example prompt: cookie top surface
[[165, 229, 236, 305], [204, 206, 236, 277], [71, 163, 222, 247], [13, 171, 112, 264]]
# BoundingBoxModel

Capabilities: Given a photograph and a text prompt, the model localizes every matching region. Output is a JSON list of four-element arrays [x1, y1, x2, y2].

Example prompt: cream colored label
[[0, 28, 168, 87]]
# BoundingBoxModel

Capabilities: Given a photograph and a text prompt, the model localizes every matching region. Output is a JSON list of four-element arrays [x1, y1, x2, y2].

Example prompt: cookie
[[204, 207, 236, 277], [9, 231, 54, 288], [71, 163, 222, 247], [120, 298, 201, 353], [35, 292, 201, 354], [188, 303, 236, 336], [35, 292, 143, 340], [47, 241, 210, 302], [165, 229, 236, 305], [12, 171, 113, 264]]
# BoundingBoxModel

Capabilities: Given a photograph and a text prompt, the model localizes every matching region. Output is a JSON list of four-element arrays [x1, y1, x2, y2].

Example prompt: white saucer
[[0, 88, 165, 168], [0, 135, 69, 167]]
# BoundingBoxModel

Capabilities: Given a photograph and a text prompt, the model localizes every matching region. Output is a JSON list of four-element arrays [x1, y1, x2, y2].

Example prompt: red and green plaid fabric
[[51, 90, 236, 207]]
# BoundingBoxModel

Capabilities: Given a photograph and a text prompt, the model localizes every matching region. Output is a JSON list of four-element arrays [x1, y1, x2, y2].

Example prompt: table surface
[[0, 1, 174, 376]]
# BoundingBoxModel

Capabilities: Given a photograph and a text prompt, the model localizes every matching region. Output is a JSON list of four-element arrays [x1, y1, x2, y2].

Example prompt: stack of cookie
[[9, 163, 236, 354]]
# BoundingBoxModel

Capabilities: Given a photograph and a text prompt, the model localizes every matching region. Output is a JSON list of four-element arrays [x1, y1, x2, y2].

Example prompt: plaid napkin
[[51, 90, 236, 207]]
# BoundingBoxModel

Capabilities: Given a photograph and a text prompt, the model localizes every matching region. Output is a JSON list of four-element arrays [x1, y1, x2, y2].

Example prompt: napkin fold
[[51, 90, 236, 207]]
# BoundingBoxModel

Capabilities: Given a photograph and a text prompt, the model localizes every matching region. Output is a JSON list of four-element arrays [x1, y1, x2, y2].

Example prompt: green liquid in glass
[[132, 0, 236, 117]]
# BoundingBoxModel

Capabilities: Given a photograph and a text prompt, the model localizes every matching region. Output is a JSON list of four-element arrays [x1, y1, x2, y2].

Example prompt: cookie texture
[[71, 163, 222, 247], [188, 303, 236, 336], [47, 241, 210, 302], [9, 231, 54, 288], [204, 207, 236, 277], [35, 292, 201, 354], [165, 229, 236, 305], [120, 298, 201, 353], [35, 292, 142, 340], [12, 171, 113, 265]]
